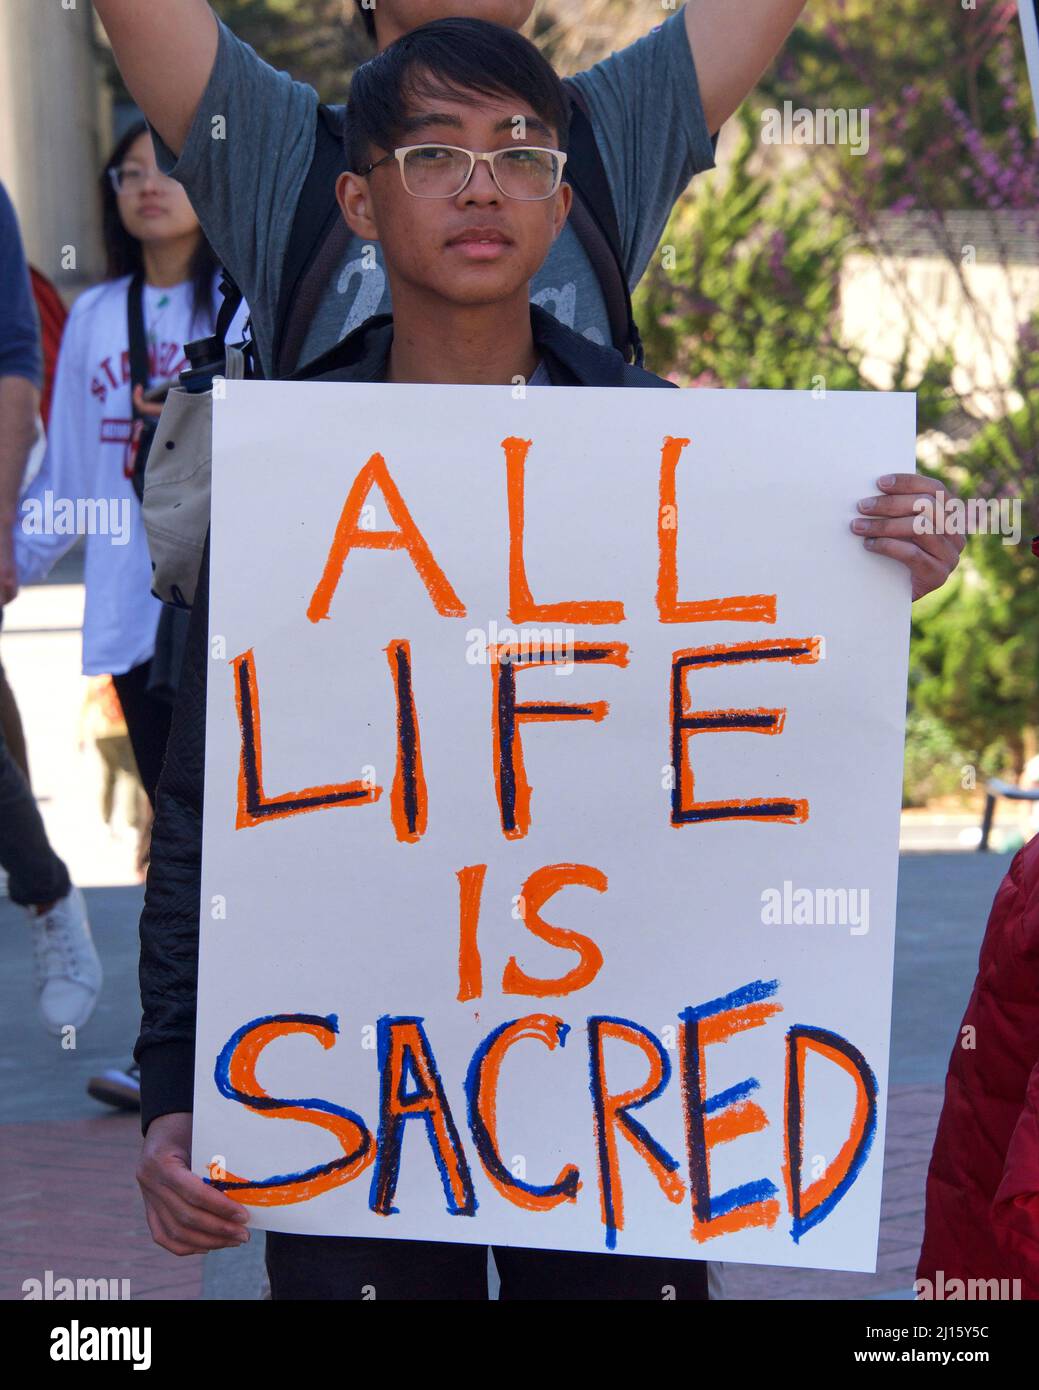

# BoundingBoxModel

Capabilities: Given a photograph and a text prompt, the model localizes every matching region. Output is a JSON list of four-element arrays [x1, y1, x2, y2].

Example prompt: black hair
[[346, 18, 571, 174], [353, 0, 377, 42], [100, 120, 219, 333]]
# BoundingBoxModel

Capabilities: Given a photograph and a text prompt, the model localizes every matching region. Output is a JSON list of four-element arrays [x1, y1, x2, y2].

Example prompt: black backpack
[[264, 87, 643, 376]]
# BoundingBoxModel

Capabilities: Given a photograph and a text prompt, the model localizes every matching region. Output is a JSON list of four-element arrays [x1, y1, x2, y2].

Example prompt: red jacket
[[918, 833, 1039, 1298]]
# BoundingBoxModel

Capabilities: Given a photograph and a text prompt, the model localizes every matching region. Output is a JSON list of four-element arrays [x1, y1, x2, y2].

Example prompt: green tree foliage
[[760, 0, 1031, 209], [636, 109, 866, 393], [901, 709, 968, 809], [910, 539, 1038, 778], [910, 386, 1039, 778]]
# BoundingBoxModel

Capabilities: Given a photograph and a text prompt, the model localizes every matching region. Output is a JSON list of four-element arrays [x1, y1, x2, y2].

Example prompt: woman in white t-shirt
[[18, 121, 227, 808], [16, 123, 238, 1113]]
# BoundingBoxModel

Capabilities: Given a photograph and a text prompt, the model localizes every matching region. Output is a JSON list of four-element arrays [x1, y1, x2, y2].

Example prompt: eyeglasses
[[361, 144, 568, 201], [108, 164, 175, 194]]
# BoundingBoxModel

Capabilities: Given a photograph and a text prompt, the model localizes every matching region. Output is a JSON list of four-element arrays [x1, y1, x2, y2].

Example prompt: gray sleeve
[[148, 20, 322, 374], [568, 8, 716, 290]]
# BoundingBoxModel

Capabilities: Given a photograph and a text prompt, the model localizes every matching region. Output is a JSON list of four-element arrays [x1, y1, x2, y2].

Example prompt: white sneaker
[[27, 886, 102, 1035]]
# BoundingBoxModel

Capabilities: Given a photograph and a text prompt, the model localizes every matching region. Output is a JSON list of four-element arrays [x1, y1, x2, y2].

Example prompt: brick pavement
[[0, 1114, 201, 1302], [0, 1083, 942, 1302]]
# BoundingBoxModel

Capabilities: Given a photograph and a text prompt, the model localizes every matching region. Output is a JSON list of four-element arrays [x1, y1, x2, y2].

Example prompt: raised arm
[[93, 0, 219, 156], [685, 0, 808, 134]]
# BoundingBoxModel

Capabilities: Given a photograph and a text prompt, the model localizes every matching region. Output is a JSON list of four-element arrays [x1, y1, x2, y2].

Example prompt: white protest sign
[[194, 381, 913, 1271]]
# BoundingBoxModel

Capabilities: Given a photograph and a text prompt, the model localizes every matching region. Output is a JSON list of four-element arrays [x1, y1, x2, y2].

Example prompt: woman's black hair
[[100, 120, 219, 333], [353, 0, 377, 42], [346, 18, 571, 174]]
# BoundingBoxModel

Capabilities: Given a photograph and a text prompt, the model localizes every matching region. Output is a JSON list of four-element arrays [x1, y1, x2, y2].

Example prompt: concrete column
[[0, 0, 108, 293]]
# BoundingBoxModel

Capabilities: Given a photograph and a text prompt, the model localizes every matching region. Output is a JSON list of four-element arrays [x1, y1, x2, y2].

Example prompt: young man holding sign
[[135, 20, 961, 1299]]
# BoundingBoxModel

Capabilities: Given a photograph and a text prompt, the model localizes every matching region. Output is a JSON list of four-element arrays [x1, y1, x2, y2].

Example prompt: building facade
[[0, 0, 110, 293]]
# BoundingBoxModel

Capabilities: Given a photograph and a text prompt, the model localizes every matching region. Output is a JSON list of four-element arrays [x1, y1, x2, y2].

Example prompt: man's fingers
[[143, 1198, 168, 1249], [860, 535, 950, 598], [142, 1181, 250, 1254], [857, 491, 945, 521], [153, 1210, 239, 1255], [143, 1198, 207, 1257], [860, 535, 925, 566], [857, 472, 955, 528], [144, 1203, 196, 1257], [875, 473, 942, 495], [137, 1121, 251, 1255], [156, 1155, 249, 1221], [137, 1146, 251, 1252], [154, 1179, 251, 1243], [851, 515, 964, 562]]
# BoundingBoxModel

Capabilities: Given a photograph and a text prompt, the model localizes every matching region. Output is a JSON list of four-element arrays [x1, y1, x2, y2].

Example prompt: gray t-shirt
[[154, 11, 715, 377]]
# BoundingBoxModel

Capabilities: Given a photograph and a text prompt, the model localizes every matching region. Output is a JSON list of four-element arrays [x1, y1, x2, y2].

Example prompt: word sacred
[[208, 978, 878, 1252], [229, 437, 823, 839]]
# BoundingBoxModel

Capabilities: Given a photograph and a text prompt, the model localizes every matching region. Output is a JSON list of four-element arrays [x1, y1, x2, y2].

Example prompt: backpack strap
[[178, 269, 254, 387], [278, 218, 350, 380], [213, 269, 244, 345], [125, 274, 157, 503], [127, 272, 150, 403], [564, 84, 643, 366], [274, 104, 348, 377]]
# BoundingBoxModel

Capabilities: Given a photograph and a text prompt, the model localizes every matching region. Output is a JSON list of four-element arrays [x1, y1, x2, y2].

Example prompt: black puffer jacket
[[135, 305, 675, 1130]]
